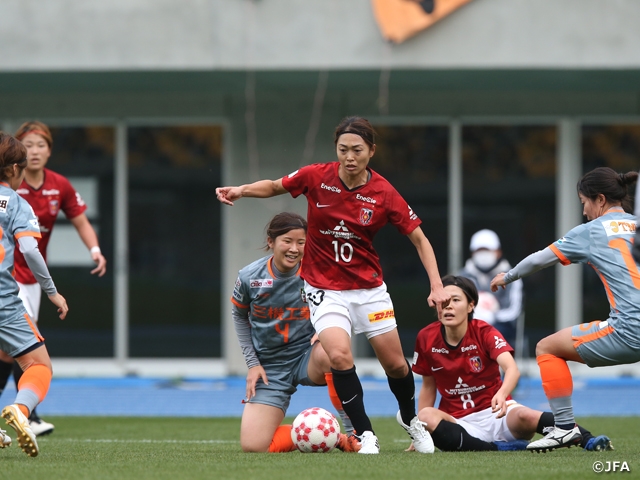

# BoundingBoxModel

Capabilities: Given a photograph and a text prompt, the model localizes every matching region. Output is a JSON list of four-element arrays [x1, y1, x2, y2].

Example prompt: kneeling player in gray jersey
[[231, 212, 357, 453]]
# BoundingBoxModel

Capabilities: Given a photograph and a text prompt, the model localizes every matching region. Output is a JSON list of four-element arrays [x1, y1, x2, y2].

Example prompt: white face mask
[[472, 250, 498, 270]]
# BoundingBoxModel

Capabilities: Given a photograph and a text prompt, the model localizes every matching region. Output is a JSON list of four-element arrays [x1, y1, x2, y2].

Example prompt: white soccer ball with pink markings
[[291, 407, 341, 453]]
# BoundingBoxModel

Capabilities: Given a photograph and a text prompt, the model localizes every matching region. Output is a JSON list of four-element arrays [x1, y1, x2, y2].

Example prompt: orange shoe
[[336, 433, 361, 453]]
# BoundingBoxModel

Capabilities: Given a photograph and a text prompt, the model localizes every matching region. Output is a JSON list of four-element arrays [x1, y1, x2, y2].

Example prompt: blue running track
[[2, 377, 640, 417]]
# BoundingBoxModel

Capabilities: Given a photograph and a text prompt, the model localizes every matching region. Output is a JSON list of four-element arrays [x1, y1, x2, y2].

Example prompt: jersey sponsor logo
[[29, 218, 40, 229], [0, 195, 9, 213], [412, 351, 419, 364], [49, 199, 60, 216], [287, 169, 299, 178], [431, 366, 444, 371], [316, 202, 331, 208], [359, 207, 373, 226], [319, 220, 362, 240], [249, 279, 273, 288], [408, 205, 418, 221], [494, 335, 507, 350], [75, 192, 86, 207], [42, 189, 60, 195], [321, 183, 341, 194], [432, 347, 449, 354], [355, 193, 377, 205], [461, 344, 477, 352], [468, 356, 483, 373], [444, 376, 486, 396], [602, 219, 636, 236], [16, 188, 29, 195], [368, 309, 394, 323]]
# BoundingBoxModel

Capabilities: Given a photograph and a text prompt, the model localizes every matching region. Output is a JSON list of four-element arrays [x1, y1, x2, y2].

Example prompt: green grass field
[[0, 417, 636, 480]]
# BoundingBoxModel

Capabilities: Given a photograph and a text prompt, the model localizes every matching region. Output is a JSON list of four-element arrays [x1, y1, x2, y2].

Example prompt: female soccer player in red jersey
[[411, 275, 610, 453], [491, 167, 637, 452], [217, 116, 449, 454], [0, 121, 106, 436], [0, 132, 68, 457]]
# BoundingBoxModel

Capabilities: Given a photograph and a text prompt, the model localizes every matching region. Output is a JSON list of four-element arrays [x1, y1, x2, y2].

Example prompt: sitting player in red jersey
[[410, 275, 611, 452], [0, 121, 106, 436]]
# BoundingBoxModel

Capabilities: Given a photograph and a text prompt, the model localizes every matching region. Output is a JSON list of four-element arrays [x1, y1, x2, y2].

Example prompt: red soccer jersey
[[412, 319, 514, 418], [281, 162, 421, 290], [13, 168, 87, 284]]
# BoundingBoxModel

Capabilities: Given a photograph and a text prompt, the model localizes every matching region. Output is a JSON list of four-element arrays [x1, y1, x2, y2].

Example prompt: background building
[[2, 0, 639, 375]]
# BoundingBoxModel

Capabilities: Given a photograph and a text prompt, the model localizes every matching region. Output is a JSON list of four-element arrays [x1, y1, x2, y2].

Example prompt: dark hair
[[264, 212, 307, 251], [15, 121, 53, 149], [334, 117, 376, 149], [577, 167, 639, 213], [0, 132, 28, 182], [442, 275, 478, 321]]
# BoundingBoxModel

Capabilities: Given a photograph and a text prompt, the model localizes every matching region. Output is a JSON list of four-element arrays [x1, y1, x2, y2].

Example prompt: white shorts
[[454, 400, 524, 443], [17, 282, 41, 323], [303, 281, 397, 339]]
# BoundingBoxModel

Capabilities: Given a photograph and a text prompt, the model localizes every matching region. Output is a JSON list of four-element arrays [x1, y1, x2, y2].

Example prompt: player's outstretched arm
[[216, 179, 287, 206], [69, 213, 107, 277]]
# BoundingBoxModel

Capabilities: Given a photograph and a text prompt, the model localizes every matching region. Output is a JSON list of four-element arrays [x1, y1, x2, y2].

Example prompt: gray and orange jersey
[[231, 255, 314, 364], [550, 207, 640, 340], [0, 183, 41, 317]]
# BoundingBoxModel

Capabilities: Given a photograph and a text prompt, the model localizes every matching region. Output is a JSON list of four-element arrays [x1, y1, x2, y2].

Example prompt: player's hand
[[90, 251, 107, 277], [490, 273, 507, 292], [216, 186, 243, 206], [48, 292, 68, 320], [245, 365, 268, 401], [427, 285, 451, 318], [491, 392, 508, 418], [405, 441, 416, 452]]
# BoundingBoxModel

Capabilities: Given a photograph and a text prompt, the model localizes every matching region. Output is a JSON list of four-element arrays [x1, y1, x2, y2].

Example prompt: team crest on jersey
[[0, 195, 9, 213], [49, 199, 60, 216], [359, 208, 373, 225], [468, 356, 483, 373]]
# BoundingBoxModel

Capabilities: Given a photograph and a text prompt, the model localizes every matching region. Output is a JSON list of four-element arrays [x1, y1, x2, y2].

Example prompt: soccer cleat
[[1, 405, 38, 457], [357, 431, 380, 455], [396, 411, 434, 454], [584, 435, 614, 452], [0, 428, 11, 448], [336, 433, 361, 453], [29, 417, 55, 436], [526, 426, 582, 453], [494, 439, 530, 451]]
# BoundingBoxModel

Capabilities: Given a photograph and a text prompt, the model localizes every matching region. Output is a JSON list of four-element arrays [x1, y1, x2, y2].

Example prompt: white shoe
[[356, 431, 380, 454], [396, 411, 435, 454], [0, 428, 11, 448], [1, 405, 38, 457], [527, 426, 582, 453], [29, 418, 55, 436]]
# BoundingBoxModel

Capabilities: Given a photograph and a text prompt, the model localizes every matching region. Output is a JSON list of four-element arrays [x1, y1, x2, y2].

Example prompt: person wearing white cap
[[458, 229, 523, 349]]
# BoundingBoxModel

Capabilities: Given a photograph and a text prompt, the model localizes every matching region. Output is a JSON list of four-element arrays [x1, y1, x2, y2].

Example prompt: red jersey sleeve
[[59, 176, 87, 219], [281, 165, 314, 198], [384, 184, 421, 236], [478, 320, 514, 361], [411, 326, 433, 376]]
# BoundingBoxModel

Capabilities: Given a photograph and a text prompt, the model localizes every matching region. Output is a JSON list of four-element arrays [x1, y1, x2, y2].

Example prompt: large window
[[462, 126, 557, 355], [40, 126, 115, 357], [128, 126, 222, 357]]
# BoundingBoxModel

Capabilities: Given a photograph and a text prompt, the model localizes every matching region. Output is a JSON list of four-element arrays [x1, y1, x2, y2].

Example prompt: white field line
[[56, 439, 239, 444]]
